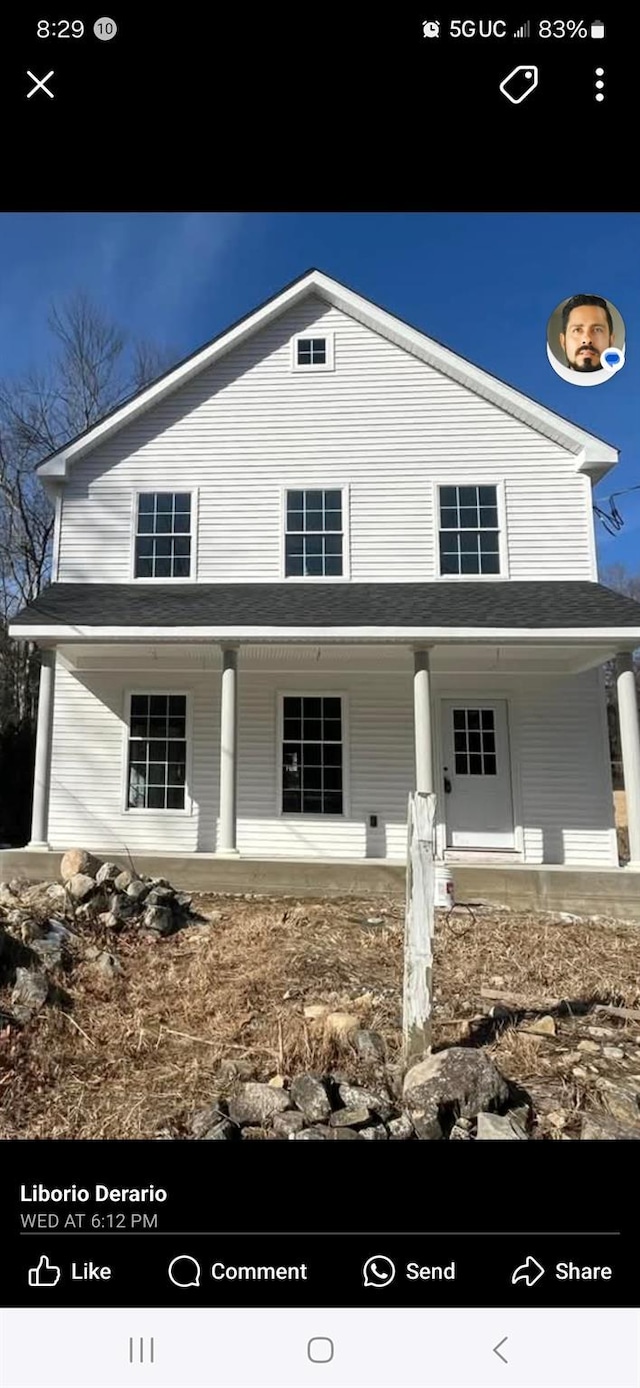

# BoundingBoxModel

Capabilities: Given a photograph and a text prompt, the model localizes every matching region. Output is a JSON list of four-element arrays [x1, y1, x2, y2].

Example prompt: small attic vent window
[[298, 337, 326, 365], [292, 332, 334, 371]]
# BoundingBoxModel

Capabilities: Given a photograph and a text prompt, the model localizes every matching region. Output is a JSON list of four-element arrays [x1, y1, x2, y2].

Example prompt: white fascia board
[[8, 624, 640, 644], [37, 269, 618, 480]]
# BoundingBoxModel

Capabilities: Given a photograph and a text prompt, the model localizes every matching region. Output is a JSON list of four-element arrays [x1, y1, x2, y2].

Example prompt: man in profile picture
[[559, 294, 615, 372]]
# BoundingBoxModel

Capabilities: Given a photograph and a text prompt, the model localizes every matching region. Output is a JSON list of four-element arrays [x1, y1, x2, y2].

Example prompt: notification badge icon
[[500, 65, 539, 104]]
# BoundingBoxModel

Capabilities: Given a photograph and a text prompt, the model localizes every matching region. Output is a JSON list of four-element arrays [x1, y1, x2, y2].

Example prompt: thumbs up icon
[[28, 1255, 61, 1287]]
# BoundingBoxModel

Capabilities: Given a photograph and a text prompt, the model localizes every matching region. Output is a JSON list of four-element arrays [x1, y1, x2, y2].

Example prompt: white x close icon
[[27, 70, 55, 98]]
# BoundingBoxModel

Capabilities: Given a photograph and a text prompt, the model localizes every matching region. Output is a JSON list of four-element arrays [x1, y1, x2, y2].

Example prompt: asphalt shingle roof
[[10, 582, 640, 630]]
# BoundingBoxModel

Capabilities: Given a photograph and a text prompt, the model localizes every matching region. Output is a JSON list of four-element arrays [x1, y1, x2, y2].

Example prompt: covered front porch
[[22, 634, 640, 872]]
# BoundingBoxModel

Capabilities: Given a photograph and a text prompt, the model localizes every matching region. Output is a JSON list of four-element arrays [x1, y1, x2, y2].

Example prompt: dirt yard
[[2, 890, 640, 1140]]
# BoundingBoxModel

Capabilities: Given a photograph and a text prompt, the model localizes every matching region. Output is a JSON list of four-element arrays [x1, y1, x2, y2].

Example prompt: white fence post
[[403, 790, 437, 1067]]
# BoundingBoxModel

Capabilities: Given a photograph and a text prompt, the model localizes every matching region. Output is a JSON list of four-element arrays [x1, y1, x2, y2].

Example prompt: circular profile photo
[[547, 294, 625, 386]]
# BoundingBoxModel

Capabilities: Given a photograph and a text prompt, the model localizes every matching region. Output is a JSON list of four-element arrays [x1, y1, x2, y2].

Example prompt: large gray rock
[[66, 873, 97, 903], [141, 905, 174, 936], [114, 870, 134, 892], [201, 1119, 236, 1141], [95, 862, 122, 887], [294, 1128, 328, 1140], [146, 886, 175, 906], [272, 1110, 307, 1138], [329, 1106, 371, 1128], [11, 967, 49, 1022], [476, 1111, 528, 1140], [227, 1082, 291, 1127], [126, 879, 149, 903], [60, 849, 101, 882], [359, 1124, 388, 1140], [338, 1083, 394, 1122], [595, 1077, 640, 1127], [403, 1047, 510, 1140], [290, 1074, 332, 1123]]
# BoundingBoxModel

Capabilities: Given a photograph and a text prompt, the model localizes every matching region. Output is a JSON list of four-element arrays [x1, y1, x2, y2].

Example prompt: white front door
[[441, 699, 515, 849]]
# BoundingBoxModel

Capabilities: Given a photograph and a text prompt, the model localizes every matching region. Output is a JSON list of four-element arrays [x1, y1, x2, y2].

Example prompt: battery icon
[[590, 19, 605, 37]]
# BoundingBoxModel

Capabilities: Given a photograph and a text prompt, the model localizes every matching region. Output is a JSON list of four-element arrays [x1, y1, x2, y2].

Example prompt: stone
[[476, 1111, 528, 1140], [272, 1110, 307, 1138], [11, 967, 49, 1022], [29, 934, 65, 970], [388, 1113, 414, 1140], [290, 1074, 332, 1124], [141, 905, 175, 936], [126, 879, 149, 903], [523, 1015, 556, 1036], [327, 1127, 362, 1140], [60, 849, 101, 882], [268, 1074, 286, 1088], [546, 1110, 567, 1130], [94, 951, 122, 980], [66, 873, 97, 903], [294, 1128, 328, 1140], [241, 1126, 270, 1140], [338, 1083, 394, 1122], [304, 1004, 329, 1024], [95, 862, 122, 887], [359, 1124, 388, 1140], [324, 1011, 360, 1041], [594, 1077, 640, 1126], [603, 1046, 625, 1060], [97, 912, 120, 930], [403, 1047, 510, 1140], [450, 1122, 472, 1140], [578, 1040, 600, 1054], [227, 1082, 291, 1127], [581, 1112, 640, 1140], [146, 886, 175, 906], [114, 870, 134, 892], [351, 1029, 387, 1064], [329, 1106, 371, 1128]]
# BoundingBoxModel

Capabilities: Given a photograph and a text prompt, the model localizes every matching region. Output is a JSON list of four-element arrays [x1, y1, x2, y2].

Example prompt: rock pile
[[183, 1046, 532, 1141], [57, 849, 194, 937], [0, 848, 195, 1028]]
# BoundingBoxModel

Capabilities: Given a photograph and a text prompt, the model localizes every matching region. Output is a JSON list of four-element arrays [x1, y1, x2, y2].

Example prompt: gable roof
[[37, 268, 619, 482]]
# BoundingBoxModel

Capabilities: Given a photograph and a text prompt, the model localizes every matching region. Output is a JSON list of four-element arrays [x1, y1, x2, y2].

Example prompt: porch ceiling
[[57, 639, 616, 677]]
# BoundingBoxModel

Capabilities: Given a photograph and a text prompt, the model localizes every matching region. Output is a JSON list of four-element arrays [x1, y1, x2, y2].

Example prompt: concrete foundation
[[2, 849, 640, 919]]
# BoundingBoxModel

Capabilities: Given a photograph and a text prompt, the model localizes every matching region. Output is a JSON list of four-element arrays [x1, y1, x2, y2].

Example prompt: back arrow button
[[493, 1337, 508, 1364]]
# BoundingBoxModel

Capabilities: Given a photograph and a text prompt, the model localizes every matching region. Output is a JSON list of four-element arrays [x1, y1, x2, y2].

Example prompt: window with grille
[[438, 484, 500, 575], [134, 493, 192, 578], [297, 337, 326, 366], [127, 694, 187, 809], [281, 696, 343, 814], [285, 489, 343, 577], [452, 708, 497, 776]]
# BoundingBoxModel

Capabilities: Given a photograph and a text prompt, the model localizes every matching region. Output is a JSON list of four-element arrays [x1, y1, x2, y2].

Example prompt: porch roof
[[9, 580, 640, 644]]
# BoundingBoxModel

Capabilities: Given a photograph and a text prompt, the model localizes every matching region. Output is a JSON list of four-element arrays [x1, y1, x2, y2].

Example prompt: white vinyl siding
[[46, 654, 616, 866], [56, 298, 594, 584]]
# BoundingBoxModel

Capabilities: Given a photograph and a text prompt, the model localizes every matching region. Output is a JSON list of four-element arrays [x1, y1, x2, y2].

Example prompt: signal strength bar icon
[[513, 20, 531, 37]]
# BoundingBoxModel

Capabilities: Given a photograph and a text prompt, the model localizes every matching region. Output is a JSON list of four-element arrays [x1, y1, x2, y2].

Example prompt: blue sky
[[0, 211, 638, 575]]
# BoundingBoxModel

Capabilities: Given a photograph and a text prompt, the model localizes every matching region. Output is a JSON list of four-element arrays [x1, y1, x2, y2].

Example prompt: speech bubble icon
[[362, 1255, 396, 1288], [601, 346, 625, 375], [168, 1255, 201, 1288]]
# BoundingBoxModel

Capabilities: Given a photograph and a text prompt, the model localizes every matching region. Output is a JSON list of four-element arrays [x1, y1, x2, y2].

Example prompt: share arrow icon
[[511, 1254, 546, 1287]]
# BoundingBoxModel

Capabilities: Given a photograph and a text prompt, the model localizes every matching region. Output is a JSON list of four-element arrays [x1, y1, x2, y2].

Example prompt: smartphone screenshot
[[0, 5, 638, 1385]]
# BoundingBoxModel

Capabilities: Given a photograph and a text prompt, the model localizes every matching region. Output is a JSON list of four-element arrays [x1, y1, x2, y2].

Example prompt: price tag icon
[[499, 65, 539, 104]]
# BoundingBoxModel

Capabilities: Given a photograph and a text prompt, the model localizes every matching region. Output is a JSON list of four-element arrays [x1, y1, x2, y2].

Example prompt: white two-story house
[[9, 269, 640, 872]]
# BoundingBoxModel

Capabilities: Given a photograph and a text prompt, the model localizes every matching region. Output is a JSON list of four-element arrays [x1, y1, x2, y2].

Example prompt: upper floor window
[[292, 331, 334, 371], [285, 489, 343, 577], [438, 484, 500, 576], [135, 492, 192, 578]]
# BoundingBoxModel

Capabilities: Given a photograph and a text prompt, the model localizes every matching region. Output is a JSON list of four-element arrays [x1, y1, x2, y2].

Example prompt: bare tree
[[0, 292, 173, 841]]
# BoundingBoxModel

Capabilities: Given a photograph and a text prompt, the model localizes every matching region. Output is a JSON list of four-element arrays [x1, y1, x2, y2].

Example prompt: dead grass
[[1, 894, 639, 1139]]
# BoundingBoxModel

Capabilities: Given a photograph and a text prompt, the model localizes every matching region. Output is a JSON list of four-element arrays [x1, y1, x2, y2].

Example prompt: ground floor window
[[127, 694, 187, 809], [281, 695, 343, 814]]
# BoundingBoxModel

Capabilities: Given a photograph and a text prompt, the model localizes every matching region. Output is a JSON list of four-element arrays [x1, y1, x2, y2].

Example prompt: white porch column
[[413, 648, 435, 793], [218, 645, 239, 855], [28, 648, 56, 849], [616, 652, 640, 866]]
